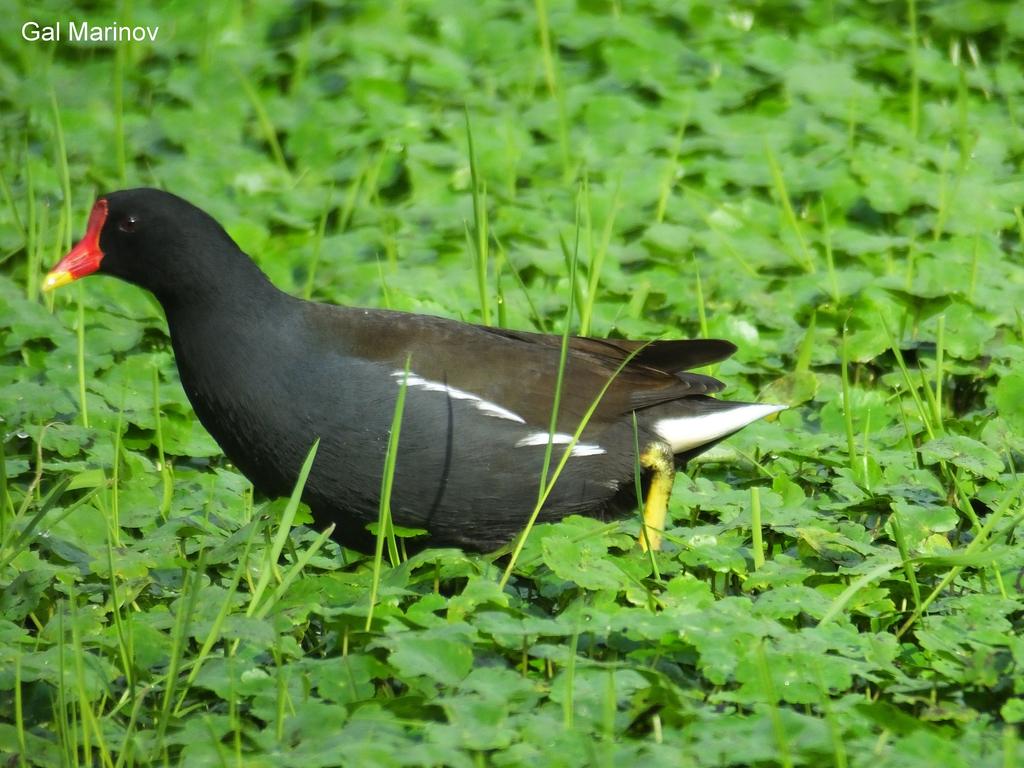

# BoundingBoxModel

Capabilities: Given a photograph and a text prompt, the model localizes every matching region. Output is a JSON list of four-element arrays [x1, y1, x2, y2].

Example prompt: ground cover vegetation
[[1, 1, 1023, 765]]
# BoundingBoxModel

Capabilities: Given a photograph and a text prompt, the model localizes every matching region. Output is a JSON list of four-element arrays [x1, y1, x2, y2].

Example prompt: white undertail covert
[[654, 403, 786, 453]]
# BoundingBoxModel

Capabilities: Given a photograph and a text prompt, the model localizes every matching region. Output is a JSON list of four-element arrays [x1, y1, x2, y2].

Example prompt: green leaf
[[541, 534, 625, 591], [993, 371, 1024, 434], [759, 370, 818, 407], [919, 435, 1004, 479], [388, 631, 474, 685], [315, 654, 389, 704]]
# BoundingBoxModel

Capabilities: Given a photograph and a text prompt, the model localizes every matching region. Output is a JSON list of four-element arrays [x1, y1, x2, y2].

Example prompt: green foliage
[[1, 0, 1023, 765]]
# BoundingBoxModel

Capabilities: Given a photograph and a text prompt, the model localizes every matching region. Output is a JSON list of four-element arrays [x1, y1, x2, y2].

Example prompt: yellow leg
[[639, 443, 675, 551]]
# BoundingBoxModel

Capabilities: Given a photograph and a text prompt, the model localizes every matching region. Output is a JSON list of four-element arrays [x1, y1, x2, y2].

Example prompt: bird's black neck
[[155, 246, 284, 316], [158, 247, 304, 397], [159, 256, 308, 497]]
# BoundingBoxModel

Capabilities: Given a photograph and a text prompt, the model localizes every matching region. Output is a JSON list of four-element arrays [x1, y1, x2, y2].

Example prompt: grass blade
[[367, 356, 411, 630], [247, 438, 320, 616]]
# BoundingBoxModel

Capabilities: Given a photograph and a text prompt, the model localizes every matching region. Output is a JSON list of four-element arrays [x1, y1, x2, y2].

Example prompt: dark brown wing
[[484, 328, 736, 375], [314, 306, 735, 427], [482, 327, 734, 409]]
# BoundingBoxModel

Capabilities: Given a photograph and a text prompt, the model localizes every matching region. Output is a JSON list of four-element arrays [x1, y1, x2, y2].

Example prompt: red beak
[[43, 199, 109, 291]]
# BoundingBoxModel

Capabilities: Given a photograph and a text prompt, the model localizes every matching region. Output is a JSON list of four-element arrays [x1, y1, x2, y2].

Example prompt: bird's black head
[[43, 188, 248, 304]]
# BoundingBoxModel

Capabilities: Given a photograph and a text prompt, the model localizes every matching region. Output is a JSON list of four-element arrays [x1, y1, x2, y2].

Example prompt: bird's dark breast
[[170, 325, 639, 549]]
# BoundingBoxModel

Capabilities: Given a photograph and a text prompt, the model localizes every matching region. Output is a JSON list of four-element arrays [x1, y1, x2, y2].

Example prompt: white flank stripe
[[570, 443, 607, 457], [515, 431, 606, 457], [654, 404, 786, 453], [392, 371, 526, 423]]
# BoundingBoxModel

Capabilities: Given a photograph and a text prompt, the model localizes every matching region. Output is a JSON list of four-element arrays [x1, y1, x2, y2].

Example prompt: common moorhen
[[44, 188, 783, 551]]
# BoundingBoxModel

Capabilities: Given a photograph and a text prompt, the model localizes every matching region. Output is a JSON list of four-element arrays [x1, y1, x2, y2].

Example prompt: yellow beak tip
[[42, 271, 74, 292]]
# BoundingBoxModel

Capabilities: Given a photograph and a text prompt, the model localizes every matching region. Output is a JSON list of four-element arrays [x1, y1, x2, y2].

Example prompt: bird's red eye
[[118, 215, 138, 233]]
